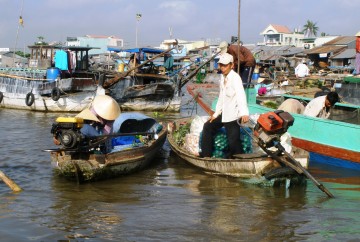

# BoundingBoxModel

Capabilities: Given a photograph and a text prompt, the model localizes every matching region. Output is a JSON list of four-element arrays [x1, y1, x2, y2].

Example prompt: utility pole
[[135, 13, 142, 47], [237, 0, 241, 74]]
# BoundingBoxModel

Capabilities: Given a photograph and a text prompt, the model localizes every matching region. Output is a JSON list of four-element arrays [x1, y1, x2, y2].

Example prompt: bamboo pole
[[0, 170, 22, 192]]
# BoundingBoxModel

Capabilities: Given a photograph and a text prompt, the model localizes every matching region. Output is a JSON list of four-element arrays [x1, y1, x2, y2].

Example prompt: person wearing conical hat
[[76, 95, 121, 136], [355, 31, 360, 75], [53, 95, 121, 152]]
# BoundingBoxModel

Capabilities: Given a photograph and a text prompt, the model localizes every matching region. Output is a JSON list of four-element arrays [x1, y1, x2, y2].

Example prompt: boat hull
[[167, 118, 308, 186], [50, 128, 167, 182], [0, 72, 99, 112]]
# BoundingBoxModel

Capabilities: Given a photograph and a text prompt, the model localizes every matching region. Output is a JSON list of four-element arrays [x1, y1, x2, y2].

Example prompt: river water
[[0, 106, 359, 242]]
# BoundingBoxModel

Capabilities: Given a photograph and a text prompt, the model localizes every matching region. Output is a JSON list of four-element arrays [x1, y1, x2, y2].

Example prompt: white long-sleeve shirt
[[303, 95, 330, 119], [295, 63, 309, 77], [213, 70, 249, 122]]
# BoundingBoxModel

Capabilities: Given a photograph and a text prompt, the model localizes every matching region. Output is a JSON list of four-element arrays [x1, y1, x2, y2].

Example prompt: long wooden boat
[[167, 117, 309, 186], [186, 82, 360, 170], [106, 47, 181, 112], [48, 113, 167, 182], [0, 45, 103, 112]]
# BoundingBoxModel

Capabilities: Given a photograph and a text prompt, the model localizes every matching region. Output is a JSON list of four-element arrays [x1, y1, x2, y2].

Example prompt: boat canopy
[[108, 47, 164, 54]]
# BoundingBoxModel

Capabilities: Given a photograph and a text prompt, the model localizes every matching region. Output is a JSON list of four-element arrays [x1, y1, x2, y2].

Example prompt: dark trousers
[[201, 115, 243, 158], [240, 66, 254, 87]]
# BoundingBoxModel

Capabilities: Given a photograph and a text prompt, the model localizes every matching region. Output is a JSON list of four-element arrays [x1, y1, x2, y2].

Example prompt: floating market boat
[[0, 45, 103, 112], [105, 47, 181, 112], [167, 117, 309, 186], [186, 82, 360, 170], [47, 112, 167, 182]]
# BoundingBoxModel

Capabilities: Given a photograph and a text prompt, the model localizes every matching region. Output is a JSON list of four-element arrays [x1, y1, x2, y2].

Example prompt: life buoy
[[25, 92, 35, 106], [0, 91, 3, 103], [51, 87, 61, 101]]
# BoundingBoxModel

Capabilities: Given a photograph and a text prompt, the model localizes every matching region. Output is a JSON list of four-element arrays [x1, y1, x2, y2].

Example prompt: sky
[[1, 0, 360, 51]]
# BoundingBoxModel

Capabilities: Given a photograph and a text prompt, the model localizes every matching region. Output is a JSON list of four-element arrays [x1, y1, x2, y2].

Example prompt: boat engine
[[51, 117, 85, 149], [253, 110, 294, 147]]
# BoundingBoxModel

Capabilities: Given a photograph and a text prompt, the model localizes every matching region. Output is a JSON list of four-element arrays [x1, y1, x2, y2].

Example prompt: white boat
[[0, 45, 103, 112]]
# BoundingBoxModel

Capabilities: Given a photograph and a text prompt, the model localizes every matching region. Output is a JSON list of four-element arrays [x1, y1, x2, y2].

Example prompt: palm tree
[[303, 20, 319, 38]]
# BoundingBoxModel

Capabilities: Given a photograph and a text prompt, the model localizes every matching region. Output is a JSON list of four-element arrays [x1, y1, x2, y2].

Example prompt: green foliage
[[263, 101, 278, 109], [173, 122, 191, 146], [303, 20, 319, 37], [15, 51, 30, 58]]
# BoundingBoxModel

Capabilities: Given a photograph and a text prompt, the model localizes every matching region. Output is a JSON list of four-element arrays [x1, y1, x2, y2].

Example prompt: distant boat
[[0, 45, 103, 112], [105, 47, 181, 112]]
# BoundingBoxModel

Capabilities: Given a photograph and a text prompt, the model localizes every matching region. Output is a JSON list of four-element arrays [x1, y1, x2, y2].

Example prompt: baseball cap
[[218, 53, 233, 65]]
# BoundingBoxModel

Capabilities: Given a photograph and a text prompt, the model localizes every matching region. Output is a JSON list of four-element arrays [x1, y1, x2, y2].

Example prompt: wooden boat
[[0, 45, 103, 112], [186, 82, 360, 170], [167, 117, 309, 186], [106, 47, 181, 112], [47, 113, 167, 182]]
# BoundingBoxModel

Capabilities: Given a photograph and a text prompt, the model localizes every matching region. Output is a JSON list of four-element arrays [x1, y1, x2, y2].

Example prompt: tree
[[35, 36, 48, 45], [303, 20, 319, 38]]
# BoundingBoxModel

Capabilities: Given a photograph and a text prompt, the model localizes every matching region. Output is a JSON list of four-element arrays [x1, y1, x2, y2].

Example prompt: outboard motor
[[51, 117, 85, 149]]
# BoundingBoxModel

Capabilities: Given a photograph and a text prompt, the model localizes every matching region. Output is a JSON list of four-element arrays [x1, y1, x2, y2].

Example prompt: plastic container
[[118, 63, 125, 72], [46, 67, 61, 82], [252, 73, 260, 81]]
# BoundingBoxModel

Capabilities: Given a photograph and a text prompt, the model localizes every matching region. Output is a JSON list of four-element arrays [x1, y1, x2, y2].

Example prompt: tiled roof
[[271, 24, 291, 34]]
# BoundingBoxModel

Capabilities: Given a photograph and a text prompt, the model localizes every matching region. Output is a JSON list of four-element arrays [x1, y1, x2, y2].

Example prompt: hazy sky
[[1, 0, 360, 50]]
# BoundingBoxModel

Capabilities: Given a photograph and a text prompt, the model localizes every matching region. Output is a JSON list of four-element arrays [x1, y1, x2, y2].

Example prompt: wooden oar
[[239, 124, 334, 198], [0, 170, 22, 192]]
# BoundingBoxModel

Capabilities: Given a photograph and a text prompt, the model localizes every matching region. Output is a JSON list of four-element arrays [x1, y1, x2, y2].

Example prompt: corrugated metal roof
[[330, 49, 356, 59], [304, 45, 345, 54], [324, 36, 356, 45]]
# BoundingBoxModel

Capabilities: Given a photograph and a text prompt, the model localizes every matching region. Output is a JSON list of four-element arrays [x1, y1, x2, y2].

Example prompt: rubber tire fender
[[51, 87, 61, 101], [264, 167, 296, 180], [25, 92, 35, 106], [0, 91, 3, 103]]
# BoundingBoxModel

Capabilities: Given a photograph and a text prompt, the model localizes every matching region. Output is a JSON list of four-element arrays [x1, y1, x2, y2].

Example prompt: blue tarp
[[107, 47, 163, 54]]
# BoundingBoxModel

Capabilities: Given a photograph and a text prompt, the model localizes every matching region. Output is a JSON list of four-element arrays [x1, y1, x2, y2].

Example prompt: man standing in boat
[[200, 53, 249, 158], [218, 41, 256, 87]]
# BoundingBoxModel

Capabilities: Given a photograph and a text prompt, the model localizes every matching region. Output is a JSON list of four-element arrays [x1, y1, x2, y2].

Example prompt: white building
[[258, 24, 305, 47], [66, 35, 124, 55]]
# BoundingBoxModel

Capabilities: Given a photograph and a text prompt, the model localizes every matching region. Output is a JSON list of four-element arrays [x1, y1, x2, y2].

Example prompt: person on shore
[[295, 59, 310, 78], [277, 99, 305, 114], [218, 41, 256, 86], [200, 53, 249, 158], [303, 92, 339, 119], [355, 31, 360, 75]]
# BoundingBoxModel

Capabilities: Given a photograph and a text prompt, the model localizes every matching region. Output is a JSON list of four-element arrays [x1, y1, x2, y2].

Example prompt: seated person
[[53, 95, 121, 153], [303, 92, 339, 119], [277, 98, 305, 114]]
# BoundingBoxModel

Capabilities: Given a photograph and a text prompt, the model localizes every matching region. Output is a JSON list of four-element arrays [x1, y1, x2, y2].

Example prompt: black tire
[[25, 92, 35, 106], [51, 87, 61, 101], [0, 91, 3, 103], [264, 167, 296, 180]]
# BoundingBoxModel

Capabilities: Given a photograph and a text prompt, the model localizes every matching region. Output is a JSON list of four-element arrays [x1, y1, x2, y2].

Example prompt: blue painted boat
[[186, 83, 360, 170]]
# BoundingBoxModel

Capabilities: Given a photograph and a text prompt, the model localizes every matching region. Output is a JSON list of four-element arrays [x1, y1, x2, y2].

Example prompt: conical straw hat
[[92, 95, 121, 121], [76, 108, 100, 122]]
